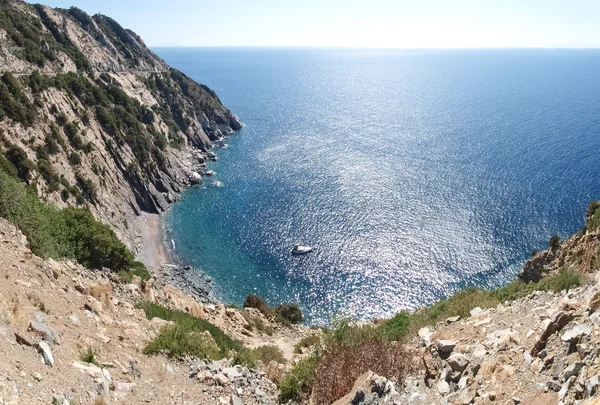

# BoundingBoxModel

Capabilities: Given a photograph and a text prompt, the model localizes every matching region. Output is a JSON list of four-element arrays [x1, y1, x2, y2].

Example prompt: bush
[[294, 334, 321, 354], [144, 324, 221, 359], [121, 261, 151, 282], [278, 354, 320, 403], [233, 345, 285, 368], [0, 167, 134, 271], [79, 346, 99, 366], [276, 303, 304, 325], [5, 144, 34, 181], [68, 152, 81, 166], [311, 335, 414, 404], [136, 302, 242, 359], [549, 235, 560, 249], [379, 312, 410, 342]]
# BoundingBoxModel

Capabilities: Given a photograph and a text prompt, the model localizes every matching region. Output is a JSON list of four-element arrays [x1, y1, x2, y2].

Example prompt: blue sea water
[[154, 48, 600, 325]]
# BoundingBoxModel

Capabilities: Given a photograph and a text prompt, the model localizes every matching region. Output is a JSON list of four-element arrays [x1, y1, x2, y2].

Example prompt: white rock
[[561, 324, 592, 342], [435, 340, 456, 354], [37, 341, 54, 367], [437, 379, 450, 395]]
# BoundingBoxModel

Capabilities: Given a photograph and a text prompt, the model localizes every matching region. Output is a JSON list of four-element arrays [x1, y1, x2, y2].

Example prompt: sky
[[29, 0, 600, 48]]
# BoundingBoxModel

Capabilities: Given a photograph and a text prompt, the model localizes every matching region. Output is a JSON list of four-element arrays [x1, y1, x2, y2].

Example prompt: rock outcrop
[[0, 0, 242, 256]]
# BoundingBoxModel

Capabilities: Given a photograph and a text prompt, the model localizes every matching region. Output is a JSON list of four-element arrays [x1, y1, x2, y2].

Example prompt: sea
[[154, 48, 600, 325]]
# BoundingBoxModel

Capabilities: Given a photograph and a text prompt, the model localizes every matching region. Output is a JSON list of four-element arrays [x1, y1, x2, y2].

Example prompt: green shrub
[[549, 235, 560, 249], [68, 152, 81, 166], [0, 167, 134, 271], [5, 144, 34, 181], [276, 303, 304, 325], [143, 324, 221, 359], [233, 345, 285, 368], [278, 354, 320, 403], [79, 346, 100, 366], [294, 334, 321, 354], [121, 261, 151, 282], [136, 302, 242, 359], [0, 153, 17, 178], [379, 312, 410, 341]]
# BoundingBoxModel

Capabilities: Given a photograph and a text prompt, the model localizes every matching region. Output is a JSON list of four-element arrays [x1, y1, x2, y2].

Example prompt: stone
[[531, 311, 575, 356], [559, 361, 583, 382], [84, 280, 113, 302], [561, 324, 592, 342], [230, 395, 243, 405], [116, 382, 136, 392], [458, 387, 477, 404], [28, 317, 60, 345], [437, 379, 450, 395], [546, 381, 561, 392], [331, 371, 374, 405], [222, 367, 241, 380], [418, 327, 433, 346], [84, 297, 104, 314], [522, 353, 533, 366], [37, 341, 54, 367], [447, 353, 470, 372], [558, 376, 576, 401], [33, 372, 42, 381], [371, 376, 387, 396], [69, 313, 80, 325], [470, 307, 484, 317], [446, 316, 460, 323], [213, 374, 229, 386], [521, 390, 558, 405], [436, 340, 457, 354], [352, 388, 365, 404], [422, 349, 441, 378], [587, 289, 600, 313], [14, 332, 34, 346], [587, 374, 600, 396]]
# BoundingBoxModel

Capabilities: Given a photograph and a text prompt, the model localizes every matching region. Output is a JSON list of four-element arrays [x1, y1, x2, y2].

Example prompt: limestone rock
[[37, 341, 54, 367]]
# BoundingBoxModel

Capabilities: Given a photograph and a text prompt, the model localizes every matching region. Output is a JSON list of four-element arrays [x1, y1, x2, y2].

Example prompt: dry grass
[[311, 337, 415, 404], [93, 396, 107, 405]]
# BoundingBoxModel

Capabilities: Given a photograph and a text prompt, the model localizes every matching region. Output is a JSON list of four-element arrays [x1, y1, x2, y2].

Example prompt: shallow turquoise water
[[156, 48, 600, 325]]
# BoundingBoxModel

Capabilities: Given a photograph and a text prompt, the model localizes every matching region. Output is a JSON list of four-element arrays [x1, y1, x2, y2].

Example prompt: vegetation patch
[[79, 346, 100, 366], [0, 166, 135, 271], [233, 345, 285, 368], [136, 302, 243, 359], [379, 268, 582, 343], [243, 294, 304, 326], [294, 334, 321, 354]]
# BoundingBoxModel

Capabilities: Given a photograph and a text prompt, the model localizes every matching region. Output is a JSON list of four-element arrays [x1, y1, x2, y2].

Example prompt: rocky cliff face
[[0, 0, 242, 254], [519, 202, 600, 283]]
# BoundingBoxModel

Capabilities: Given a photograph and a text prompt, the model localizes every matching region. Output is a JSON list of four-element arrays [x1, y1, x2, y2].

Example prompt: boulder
[[447, 353, 470, 373], [561, 324, 592, 342], [29, 312, 60, 345], [435, 339, 457, 354], [560, 361, 583, 383], [531, 311, 575, 356]]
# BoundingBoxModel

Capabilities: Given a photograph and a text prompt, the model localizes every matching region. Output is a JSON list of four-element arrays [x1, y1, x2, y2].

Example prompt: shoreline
[[137, 210, 219, 305]]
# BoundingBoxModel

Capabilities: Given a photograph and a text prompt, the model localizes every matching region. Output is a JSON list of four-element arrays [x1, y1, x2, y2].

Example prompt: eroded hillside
[[0, 0, 242, 255]]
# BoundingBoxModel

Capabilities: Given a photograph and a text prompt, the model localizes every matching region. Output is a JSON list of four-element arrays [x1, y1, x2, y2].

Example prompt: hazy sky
[[31, 0, 600, 48]]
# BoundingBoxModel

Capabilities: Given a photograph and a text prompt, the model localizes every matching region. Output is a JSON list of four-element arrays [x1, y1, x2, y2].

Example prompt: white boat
[[291, 245, 313, 255]]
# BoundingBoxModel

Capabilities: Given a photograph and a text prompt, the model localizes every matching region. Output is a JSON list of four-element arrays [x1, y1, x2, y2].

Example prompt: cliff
[[0, 0, 242, 256]]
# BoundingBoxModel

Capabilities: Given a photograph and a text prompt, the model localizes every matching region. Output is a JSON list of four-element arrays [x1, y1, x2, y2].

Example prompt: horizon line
[[149, 45, 600, 50]]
